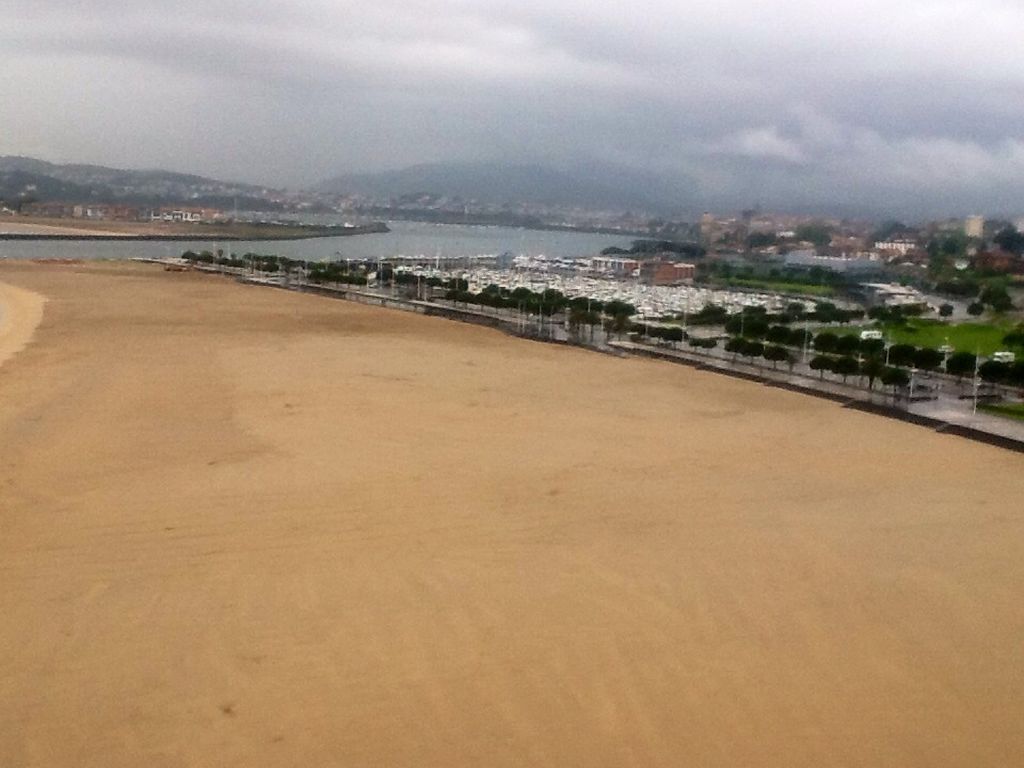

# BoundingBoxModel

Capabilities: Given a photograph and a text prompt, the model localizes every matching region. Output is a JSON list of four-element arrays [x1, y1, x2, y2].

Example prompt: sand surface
[[0, 220, 130, 237], [0, 280, 45, 367], [1, 261, 1023, 767]]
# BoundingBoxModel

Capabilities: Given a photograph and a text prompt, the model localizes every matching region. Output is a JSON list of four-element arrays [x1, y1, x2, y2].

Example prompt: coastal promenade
[[608, 340, 1024, 448]]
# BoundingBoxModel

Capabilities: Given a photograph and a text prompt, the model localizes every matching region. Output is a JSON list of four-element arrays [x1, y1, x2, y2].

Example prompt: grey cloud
[[4, 0, 1024, 216]]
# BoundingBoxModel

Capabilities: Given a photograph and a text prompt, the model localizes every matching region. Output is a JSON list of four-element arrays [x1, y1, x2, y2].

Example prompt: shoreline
[[0, 280, 46, 370], [0, 219, 390, 242], [0, 233, 367, 242]]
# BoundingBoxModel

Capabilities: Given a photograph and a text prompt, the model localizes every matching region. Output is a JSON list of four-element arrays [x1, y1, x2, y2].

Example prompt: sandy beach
[[0, 219, 131, 237], [1, 261, 1023, 767], [0, 215, 387, 240]]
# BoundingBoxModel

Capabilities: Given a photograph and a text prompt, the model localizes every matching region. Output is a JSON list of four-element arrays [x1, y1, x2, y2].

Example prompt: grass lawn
[[827, 319, 1022, 355], [886, 320, 1017, 355], [980, 402, 1024, 421], [725, 278, 835, 297]]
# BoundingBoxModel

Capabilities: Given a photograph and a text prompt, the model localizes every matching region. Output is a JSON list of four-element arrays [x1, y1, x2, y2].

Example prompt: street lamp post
[[972, 348, 981, 416]]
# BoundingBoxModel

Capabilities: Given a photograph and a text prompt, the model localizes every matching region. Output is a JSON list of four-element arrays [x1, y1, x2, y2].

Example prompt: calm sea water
[[0, 220, 635, 262]]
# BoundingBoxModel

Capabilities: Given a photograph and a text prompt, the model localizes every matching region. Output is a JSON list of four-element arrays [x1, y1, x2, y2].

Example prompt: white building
[[784, 250, 881, 274], [965, 215, 985, 239], [861, 282, 928, 307], [873, 239, 917, 256], [591, 256, 640, 277]]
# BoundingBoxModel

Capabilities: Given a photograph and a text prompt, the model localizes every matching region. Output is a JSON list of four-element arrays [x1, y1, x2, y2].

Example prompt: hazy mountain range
[[0, 156, 281, 210], [0, 155, 891, 220], [317, 162, 696, 214], [0, 155, 702, 215]]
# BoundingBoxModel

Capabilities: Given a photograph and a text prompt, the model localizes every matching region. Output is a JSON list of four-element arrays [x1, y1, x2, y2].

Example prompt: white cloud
[[709, 127, 806, 164]]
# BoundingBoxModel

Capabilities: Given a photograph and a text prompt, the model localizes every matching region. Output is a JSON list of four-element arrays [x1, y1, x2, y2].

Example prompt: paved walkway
[[610, 340, 1024, 445]]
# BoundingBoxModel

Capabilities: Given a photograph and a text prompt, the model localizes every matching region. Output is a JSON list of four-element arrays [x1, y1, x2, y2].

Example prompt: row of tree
[[181, 251, 650, 323], [621, 323, 717, 349], [976, 360, 1024, 386], [694, 301, 862, 330], [933, 276, 1015, 311], [724, 338, 794, 368], [726, 319, 814, 345], [807, 355, 911, 390], [182, 250, 311, 275], [600, 239, 705, 258], [728, 330, 1024, 388], [700, 261, 845, 287], [444, 283, 639, 319]]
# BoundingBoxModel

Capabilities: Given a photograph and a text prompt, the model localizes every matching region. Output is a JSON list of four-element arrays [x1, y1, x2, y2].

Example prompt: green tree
[[860, 357, 885, 389], [880, 366, 910, 392], [945, 351, 977, 378], [663, 326, 685, 344], [814, 302, 840, 322], [993, 226, 1024, 255], [809, 355, 834, 379], [832, 356, 860, 382], [936, 278, 979, 297], [747, 232, 776, 249], [835, 335, 860, 356], [1007, 361, 1024, 387], [1003, 325, 1024, 347], [608, 313, 631, 339], [860, 338, 885, 357], [913, 347, 944, 371], [813, 332, 839, 354], [604, 299, 636, 318], [795, 222, 832, 247], [743, 317, 769, 338], [788, 328, 813, 348], [567, 307, 588, 339], [725, 337, 745, 359], [741, 340, 764, 360], [978, 360, 1009, 383], [942, 231, 969, 256], [980, 284, 1014, 312], [888, 344, 917, 367], [766, 325, 792, 344], [763, 345, 792, 369]]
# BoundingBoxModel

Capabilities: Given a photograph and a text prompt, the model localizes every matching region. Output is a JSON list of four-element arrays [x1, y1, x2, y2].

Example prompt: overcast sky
[[4, 0, 1024, 216]]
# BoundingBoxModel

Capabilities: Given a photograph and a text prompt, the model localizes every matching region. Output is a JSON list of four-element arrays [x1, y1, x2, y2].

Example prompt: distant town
[[4, 155, 1024, 322]]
